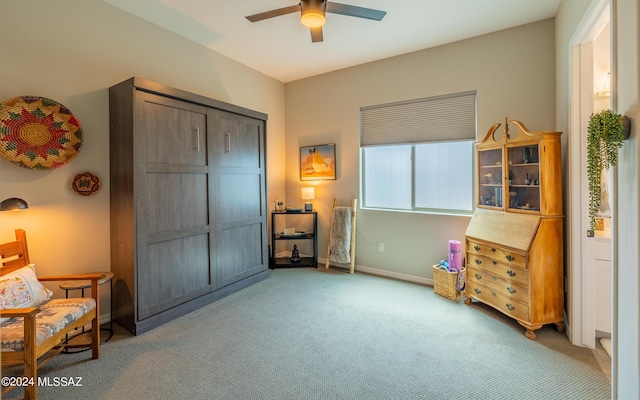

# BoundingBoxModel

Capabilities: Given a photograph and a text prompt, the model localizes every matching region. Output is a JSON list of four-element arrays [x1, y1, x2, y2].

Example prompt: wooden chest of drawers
[[464, 209, 564, 339], [466, 238, 530, 322]]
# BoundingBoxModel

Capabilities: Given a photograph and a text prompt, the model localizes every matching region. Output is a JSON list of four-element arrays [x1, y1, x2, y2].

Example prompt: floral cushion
[[0, 264, 53, 323], [0, 297, 95, 351]]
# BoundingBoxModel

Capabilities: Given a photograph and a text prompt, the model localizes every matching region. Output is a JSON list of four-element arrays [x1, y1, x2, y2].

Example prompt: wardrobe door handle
[[225, 133, 231, 153], [194, 127, 200, 151]]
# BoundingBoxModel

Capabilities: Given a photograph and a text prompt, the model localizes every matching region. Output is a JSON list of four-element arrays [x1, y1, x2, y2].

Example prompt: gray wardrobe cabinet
[[109, 77, 268, 335]]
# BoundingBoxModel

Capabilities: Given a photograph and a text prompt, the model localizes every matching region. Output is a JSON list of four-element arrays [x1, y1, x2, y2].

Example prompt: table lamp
[[301, 187, 315, 211]]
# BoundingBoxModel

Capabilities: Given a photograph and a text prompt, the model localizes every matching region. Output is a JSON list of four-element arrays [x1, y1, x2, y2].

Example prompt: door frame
[[568, 0, 616, 385]]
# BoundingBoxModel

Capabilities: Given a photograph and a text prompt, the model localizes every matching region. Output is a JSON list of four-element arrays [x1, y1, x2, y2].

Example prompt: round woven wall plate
[[71, 171, 100, 196], [0, 96, 83, 169]]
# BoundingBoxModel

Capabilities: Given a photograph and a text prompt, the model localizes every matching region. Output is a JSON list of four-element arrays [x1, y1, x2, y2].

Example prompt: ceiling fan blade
[[326, 2, 386, 21], [246, 5, 301, 22], [310, 27, 323, 43]]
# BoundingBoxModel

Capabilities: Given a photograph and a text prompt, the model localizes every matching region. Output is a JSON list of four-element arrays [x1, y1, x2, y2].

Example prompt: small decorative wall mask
[[0, 96, 83, 169]]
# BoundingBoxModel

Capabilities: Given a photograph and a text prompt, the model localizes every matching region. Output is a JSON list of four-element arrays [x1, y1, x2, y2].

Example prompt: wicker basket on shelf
[[432, 264, 461, 301]]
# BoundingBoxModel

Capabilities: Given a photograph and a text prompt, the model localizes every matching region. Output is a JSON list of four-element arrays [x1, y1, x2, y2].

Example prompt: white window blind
[[360, 91, 477, 146]]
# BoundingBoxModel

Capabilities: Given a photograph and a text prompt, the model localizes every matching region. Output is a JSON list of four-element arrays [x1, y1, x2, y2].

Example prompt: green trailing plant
[[587, 109, 625, 230]]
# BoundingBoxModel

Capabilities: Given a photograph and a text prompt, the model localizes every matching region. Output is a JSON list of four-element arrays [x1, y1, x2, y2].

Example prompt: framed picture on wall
[[300, 143, 336, 181]]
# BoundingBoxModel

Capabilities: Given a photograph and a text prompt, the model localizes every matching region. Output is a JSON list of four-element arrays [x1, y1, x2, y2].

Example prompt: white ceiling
[[102, 0, 561, 83]]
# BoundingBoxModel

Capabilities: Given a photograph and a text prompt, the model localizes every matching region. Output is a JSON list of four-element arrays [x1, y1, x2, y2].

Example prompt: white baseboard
[[319, 257, 434, 286], [100, 312, 111, 324], [79, 312, 111, 331], [274, 252, 434, 286]]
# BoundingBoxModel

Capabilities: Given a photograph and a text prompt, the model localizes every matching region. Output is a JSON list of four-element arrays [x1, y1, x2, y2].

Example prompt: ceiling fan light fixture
[[300, 0, 326, 28], [301, 10, 325, 28]]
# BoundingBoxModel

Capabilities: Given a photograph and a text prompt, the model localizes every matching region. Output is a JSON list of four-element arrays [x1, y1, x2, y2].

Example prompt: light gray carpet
[[3, 268, 610, 399]]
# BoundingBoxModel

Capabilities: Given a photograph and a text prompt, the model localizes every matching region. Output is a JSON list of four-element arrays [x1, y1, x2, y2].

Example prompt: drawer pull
[[505, 254, 515, 262], [474, 258, 482, 265], [474, 288, 482, 294], [506, 303, 515, 311], [491, 291, 497, 296], [491, 248, 496, 252], [474, 273, 482, 280], [492, 276, 497, 281], [507, 286, 516, 294], [492, 261, 497, 265], [474, 245, 480, 251], [507, 270, 516, 277]]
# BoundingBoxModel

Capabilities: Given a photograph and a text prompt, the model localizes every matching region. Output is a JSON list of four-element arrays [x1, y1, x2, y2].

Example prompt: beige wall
[[0, 1, 286, 308], [284, 19, 556, 282]]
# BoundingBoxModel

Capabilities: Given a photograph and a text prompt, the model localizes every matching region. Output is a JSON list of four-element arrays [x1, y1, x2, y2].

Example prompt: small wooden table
[[59, 271, 114, 351]]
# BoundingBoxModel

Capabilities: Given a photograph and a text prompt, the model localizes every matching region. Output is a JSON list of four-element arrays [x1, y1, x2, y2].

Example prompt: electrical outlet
[[378, 243, 384, 252]]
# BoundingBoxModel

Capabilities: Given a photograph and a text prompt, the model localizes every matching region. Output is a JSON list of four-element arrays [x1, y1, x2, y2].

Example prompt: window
[[362, 145, 412, 209], [360, 91, 476, 214]]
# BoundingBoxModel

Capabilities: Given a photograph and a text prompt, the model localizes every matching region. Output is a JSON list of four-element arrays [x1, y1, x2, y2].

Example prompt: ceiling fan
[[245, 0, 386, 43]]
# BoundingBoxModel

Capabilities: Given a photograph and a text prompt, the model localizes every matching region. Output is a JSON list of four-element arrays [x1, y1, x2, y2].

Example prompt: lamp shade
[[1, 197, 29, 211], [300, 0, 326, 28], [301, 187, 315, 200], [301, 187, 315, 211]]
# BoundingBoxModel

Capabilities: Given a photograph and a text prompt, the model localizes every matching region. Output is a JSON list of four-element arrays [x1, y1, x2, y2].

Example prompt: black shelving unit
[[270, 211, 318, 269]]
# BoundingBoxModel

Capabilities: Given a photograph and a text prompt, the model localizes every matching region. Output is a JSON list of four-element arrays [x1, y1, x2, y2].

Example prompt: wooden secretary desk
[[464, 118, 564, 340]]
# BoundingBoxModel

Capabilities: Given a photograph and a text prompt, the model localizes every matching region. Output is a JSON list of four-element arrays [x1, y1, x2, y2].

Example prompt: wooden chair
[[1, 229, 102, 400], [325, 198, 357, 274]]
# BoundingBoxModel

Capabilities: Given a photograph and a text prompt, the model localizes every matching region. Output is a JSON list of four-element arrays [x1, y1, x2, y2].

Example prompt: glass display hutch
[[476, 119, 558, 215]]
